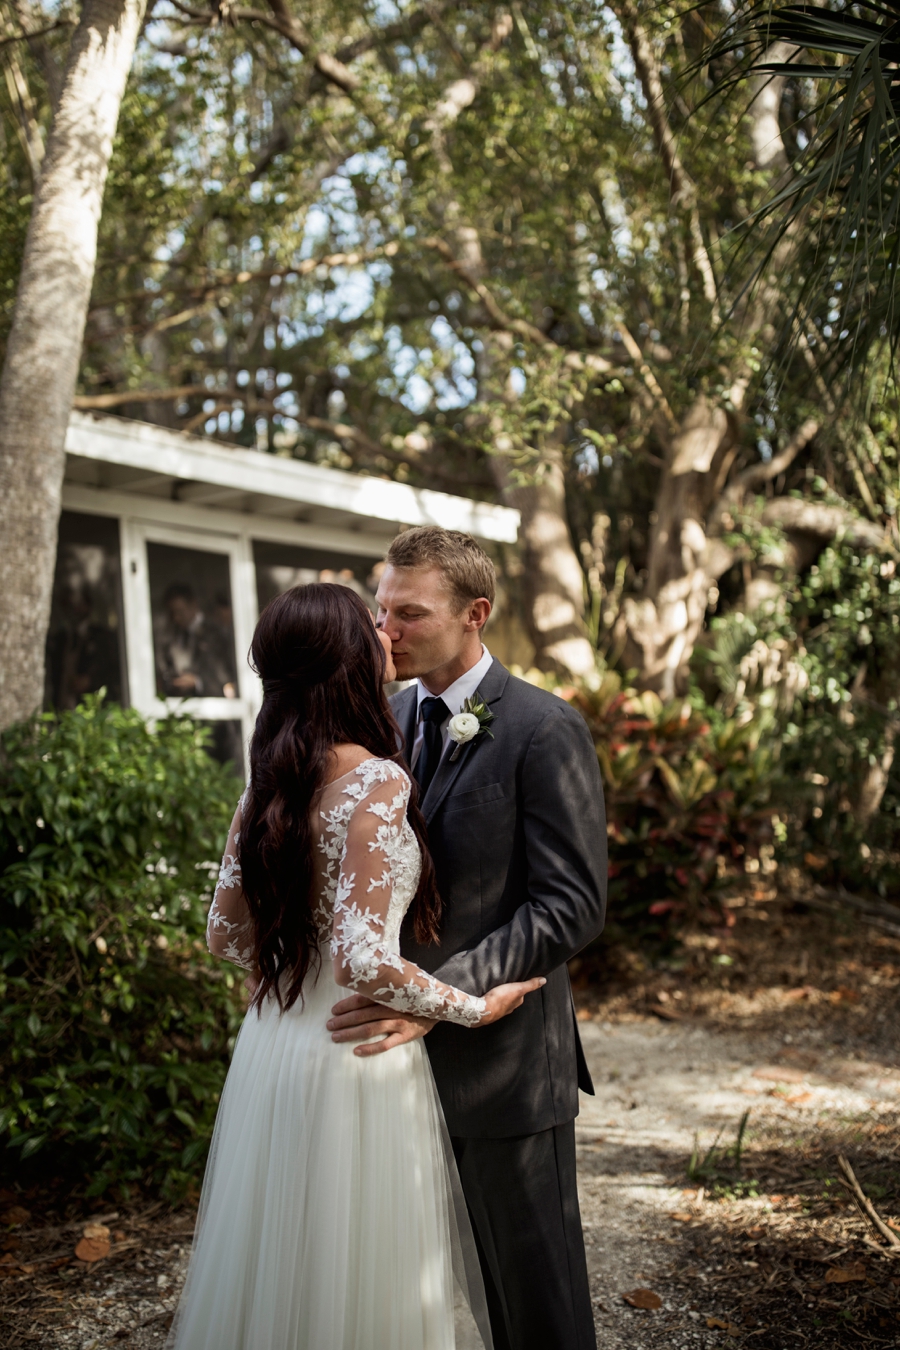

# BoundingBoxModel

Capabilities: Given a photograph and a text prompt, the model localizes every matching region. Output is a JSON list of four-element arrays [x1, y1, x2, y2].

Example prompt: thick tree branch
[[738, 416, 819, 488], [295, 414, 490, 487], [617, 0, 690, 205], [335, 0, 458, 64], [423, 235, 551, 345], [616, 0, 719, 312], [614, 323, 676, 428], [761, 498, 889, 552], [0, 17, 72, 48], [166, 0, 360, 89], [796, 330, 880, 520], [71, 391, 486, 488], [87, 244, 399, 318], [73, 384, 201, 409]]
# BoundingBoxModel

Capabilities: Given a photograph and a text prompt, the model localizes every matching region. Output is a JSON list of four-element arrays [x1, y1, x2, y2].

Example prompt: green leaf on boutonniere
[[447, 694, 495, 760]]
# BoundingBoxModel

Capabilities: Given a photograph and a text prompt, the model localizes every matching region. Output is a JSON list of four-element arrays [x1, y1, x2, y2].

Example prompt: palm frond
[[710, 0, 900, 385]]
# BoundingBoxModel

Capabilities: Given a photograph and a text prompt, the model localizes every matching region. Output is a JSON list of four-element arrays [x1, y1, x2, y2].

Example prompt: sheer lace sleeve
[[331, 766, 487, 1027], [206, 798, 256, 971]]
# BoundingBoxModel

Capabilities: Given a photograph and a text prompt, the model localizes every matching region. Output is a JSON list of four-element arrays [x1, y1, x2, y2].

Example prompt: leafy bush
[[516, 669, 778, 940], [696, 541, 900, 898], [0, 697, 243, 1198]]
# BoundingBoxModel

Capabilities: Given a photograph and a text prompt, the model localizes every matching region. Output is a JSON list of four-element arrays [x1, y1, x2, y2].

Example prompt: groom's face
[[375, 565, 471, 682]]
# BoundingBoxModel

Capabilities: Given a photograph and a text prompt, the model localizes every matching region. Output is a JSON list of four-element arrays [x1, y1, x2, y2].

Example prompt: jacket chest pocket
[[442, 782, 506, 814]]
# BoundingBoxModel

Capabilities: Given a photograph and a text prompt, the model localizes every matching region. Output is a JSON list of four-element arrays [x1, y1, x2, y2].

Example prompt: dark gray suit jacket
[[394, 658, 607, 1138]]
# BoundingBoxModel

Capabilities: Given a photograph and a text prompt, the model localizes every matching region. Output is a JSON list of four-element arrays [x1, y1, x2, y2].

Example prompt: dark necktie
[[414, 696, 450, 794]]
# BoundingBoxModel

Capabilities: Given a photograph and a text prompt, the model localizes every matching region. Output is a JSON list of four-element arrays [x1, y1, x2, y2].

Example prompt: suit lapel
[[392, 684, 418, 766], [422, 658, 510, 823]]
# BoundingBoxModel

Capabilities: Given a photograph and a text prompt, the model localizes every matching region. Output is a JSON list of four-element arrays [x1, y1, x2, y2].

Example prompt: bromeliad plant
[[517, 669, 779, 940], [0, 695, 242, 1198]]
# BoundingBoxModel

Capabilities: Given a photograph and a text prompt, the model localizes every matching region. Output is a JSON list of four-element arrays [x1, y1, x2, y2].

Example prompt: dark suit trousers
[[452, 1123, 596, 1350]]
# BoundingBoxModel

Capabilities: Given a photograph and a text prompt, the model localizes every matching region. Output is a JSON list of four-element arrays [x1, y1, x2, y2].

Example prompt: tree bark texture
[[493, 442, 597, 678], [0, 0, 146, 729], [625, 396, 738, 698]]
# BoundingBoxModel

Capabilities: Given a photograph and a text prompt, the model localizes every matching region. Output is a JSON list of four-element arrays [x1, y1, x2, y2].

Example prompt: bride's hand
[[480, 976, 546, 1024]]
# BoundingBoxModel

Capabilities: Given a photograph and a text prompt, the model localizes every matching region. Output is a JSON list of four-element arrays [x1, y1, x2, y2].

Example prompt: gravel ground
[[576, 1017, 900, 1347], [3, 891, 899, 1348]]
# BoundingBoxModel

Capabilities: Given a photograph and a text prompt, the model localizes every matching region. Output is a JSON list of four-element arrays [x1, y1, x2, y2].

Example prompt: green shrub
[[516, 669, 778, 940], [696, 541, 900, 898], [0, 696, 243, 1198]]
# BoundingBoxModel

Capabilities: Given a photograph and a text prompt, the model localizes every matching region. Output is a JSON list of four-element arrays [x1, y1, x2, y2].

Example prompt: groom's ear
[[464, 598, 492, 632]]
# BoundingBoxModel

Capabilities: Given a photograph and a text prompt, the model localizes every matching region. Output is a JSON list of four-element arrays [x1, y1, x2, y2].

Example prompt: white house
[[50, 412, 519, 768]]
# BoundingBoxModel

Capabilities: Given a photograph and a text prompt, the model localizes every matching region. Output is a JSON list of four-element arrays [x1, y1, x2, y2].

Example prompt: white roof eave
[[65, 412, 519, 544]]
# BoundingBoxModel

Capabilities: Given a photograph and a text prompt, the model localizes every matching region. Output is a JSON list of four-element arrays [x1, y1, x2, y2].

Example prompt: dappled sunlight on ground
[[1, 893, 896, 1348]]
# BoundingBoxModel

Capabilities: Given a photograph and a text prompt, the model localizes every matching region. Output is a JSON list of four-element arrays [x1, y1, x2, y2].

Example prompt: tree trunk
[[0, 0, 146, 729], [855, 726, 896, 827], [491, 441, 597, 679], [624, 395, 738, 697]]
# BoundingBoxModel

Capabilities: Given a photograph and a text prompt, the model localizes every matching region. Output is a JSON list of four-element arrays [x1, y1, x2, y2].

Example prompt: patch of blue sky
[[601, 5, 638, 121], [301, 267, 375, 325], [154, 228, 185, 263], [576, 442, 600, 476], [434, 370, 477, 410], [401, 374, 434, 413]]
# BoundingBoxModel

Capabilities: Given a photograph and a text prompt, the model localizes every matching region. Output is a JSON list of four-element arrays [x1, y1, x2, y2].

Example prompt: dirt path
[[3, 893, 899, 1347], [576, 1016, 900, 1347], [3, 1011, 896, 1349]]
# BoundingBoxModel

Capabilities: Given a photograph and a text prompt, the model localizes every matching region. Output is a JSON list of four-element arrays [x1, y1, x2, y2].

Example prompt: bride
[[169, 582, 544, 1350]]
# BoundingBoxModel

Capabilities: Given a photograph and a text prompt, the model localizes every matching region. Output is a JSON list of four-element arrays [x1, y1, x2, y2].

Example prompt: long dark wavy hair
[[238, 583, 440, 1012]]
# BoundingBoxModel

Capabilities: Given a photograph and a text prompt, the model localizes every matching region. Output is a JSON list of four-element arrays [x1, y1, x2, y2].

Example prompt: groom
[[328, 526, 607, 1350]]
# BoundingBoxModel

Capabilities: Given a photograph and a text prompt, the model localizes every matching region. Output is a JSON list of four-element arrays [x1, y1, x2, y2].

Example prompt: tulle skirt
[[168, 963, 491, 1350]]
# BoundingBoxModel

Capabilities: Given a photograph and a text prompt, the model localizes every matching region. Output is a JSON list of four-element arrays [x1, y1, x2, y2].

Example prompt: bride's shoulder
[[327, 746, 409, 791]]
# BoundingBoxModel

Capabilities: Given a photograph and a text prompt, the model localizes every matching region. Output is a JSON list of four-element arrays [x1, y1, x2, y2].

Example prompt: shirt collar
[[416, 645, 493, 718]]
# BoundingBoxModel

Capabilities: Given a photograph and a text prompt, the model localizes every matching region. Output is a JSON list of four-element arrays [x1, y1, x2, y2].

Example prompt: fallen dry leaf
[[825, 1263, 867, 1284], [781, 1092, 813, 1105], [75, 1222, 111, 1263], [707, 1316, 741, 1335], [623, 1288, 662, 1310], [752, 1066, 805, 1083], [75, 1236, 110, 1262], [0, 1206, 30, 1225]]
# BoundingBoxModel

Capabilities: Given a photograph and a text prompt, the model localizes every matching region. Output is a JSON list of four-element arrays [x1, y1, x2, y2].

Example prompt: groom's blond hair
[[385, 527, 496, 611]]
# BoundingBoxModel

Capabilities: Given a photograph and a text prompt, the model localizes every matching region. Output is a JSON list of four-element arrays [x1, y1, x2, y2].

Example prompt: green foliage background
[[0, 698, 243, 1198]]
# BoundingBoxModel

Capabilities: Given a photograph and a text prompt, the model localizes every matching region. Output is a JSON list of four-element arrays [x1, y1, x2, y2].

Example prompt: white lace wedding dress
[[169, 758, 492, 1350]]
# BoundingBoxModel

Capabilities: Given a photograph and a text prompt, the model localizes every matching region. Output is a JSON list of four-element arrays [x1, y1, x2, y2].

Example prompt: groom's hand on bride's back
[[328, 976, 546, 1056], [327, 995, 436, 1057]]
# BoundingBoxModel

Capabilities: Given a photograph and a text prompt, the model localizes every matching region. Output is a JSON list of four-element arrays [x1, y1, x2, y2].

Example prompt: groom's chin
[[391, 656, 417, 680]]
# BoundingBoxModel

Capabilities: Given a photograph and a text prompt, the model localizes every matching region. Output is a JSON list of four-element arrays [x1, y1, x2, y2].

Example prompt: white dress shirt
[[410, 645, 494, 770]]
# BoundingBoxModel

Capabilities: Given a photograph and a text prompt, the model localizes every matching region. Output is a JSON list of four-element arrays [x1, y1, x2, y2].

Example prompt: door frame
[[120, 518, 261, 766]]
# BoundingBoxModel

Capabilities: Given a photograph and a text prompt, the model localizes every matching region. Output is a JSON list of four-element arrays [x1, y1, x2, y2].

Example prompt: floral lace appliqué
[[207, 759, 486, 1028], [207, 831, 256, 971], [325, 761, 486, 1028]]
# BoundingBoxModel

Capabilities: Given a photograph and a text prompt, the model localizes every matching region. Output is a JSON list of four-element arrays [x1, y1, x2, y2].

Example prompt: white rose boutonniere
[[447, 694, 494, 761]]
